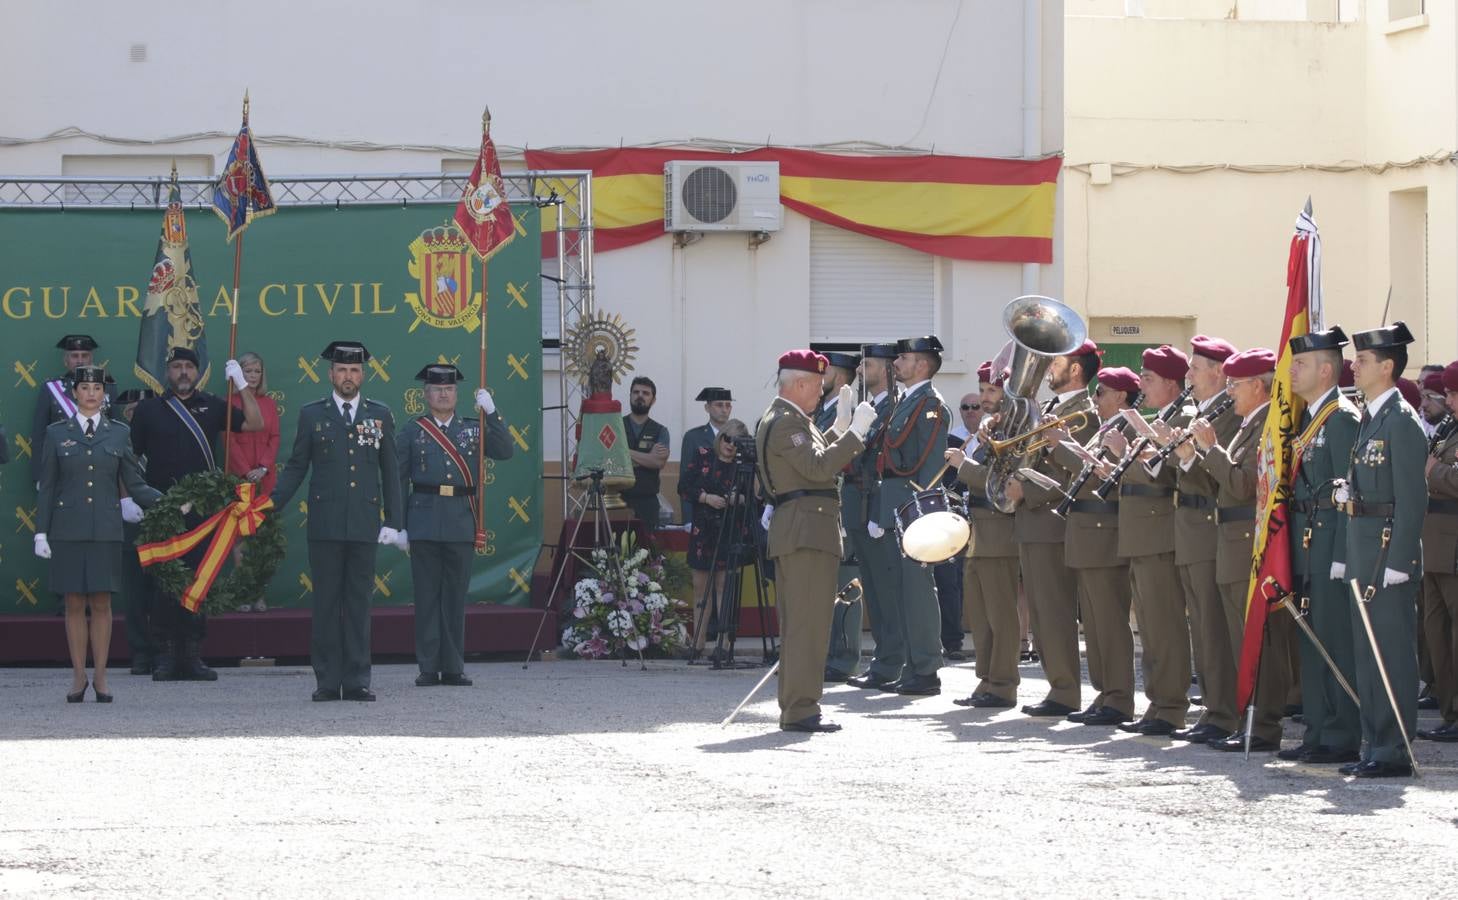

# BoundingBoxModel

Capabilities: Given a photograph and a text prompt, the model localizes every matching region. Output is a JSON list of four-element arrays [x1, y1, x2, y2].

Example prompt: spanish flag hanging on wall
[[524, 147, 1060, 263]]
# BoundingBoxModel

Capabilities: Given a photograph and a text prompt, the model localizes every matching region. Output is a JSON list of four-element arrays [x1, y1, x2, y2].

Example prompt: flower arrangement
[[562, 533, 690, 660]]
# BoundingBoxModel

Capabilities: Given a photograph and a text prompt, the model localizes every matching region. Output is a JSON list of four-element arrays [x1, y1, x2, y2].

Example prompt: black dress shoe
[[312, 688, 341, 702], [415, 673, 441, 686], [343, 688, 377, 702], [1337, 760, 1363, 776], [1117, 719, 1148, 734], [891, 674, 941, 696], [1352, 760, 1413, 778], [1173, 724, 1231, 744], [954, 691, 1015, 708], [129, 656, 152, 676], [66, 682, 88, 704], [780, 715, 842, 733], [1081, 706, 1134, 727], [1302, 747, 1360, 764], [440, 673, 473, 686], [1276, 745, 1308, 761], [1137, 719, 1177, 737], [846, 671, 896, 690], [94, 689, 113, 703], [1417, 691, 1439, 711], [1210, 733, 1278, 753], [1021, 699, 1078, 717], [1418, 723, 1458, 742], [824, 667, 852, 683], [1066, 703, 1099, 723]]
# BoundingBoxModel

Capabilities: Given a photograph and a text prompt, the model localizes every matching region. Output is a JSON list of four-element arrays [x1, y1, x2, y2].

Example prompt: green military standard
[[1284, 327, 1362, 762], [756, 350, 870, 731], [1417, 360, 1458, 743], [272, 342, 404, 703], [1334, 322, 1427, 777], [397, 364, 513, 687], [874, 336, 952, 696], [814, 350, 864, 680]]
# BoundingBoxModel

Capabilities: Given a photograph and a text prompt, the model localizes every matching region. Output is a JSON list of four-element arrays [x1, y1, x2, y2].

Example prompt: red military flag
[[453, 112, 518, 261], [1235, 204, 1320, 711]]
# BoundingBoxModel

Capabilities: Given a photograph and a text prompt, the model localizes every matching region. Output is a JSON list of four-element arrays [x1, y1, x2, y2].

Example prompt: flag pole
[[476, 107, 491, 550], [223, 91, 251, 471]]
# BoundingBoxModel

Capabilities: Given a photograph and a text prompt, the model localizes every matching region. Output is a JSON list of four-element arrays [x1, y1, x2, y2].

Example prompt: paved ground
[[1, 654, 1455, 899]]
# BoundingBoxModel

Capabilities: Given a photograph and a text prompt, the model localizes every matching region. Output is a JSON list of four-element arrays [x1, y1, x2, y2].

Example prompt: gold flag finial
[[242, 90, 250, 123], [170, 159, 177, 181], [482, 106, 492, 133]]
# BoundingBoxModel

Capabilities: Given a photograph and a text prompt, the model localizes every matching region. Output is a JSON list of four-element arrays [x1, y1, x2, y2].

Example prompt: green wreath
[[137, 470, 287, 615]]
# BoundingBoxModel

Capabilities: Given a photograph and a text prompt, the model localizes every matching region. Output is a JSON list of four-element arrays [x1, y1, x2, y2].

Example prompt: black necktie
[[342, 401, 352, 425], [84, 418, 95, 438]]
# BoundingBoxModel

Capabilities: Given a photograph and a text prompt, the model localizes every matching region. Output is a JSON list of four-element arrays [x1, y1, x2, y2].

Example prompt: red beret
[[1340, 359, 1354, 388], [1069, 338, 1101, 357], [1397, 377, 1421, 410], [1141, 345, 1190, 382], [1221, 347, 1277, 378], [977, 359, 1007, 386], [1444, 361, 1458, 393], [1190, 334, 1238, 363], [778, 349, 828, 375], [1098, 366, 1140, 394], [1422, 371, 1446, 394]]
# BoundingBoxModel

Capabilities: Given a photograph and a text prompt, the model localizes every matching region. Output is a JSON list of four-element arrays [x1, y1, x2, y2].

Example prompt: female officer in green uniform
[[33, 366, 160, 703]]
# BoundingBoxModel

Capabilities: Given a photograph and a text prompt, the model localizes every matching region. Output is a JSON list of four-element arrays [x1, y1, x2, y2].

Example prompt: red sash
[[416, 417, 485, 550]]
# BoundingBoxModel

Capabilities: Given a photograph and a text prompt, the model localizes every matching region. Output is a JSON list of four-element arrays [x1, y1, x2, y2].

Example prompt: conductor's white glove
[[475, 388, 496, 415], [120, 497, 144, 523], [760, 504, 774, 531], [867, 521, 885, 539], [225, 359, 248, 391], [34, 533, 51, 559], [394, 529, 410, 551], [848, 402, 877, 440], [1382, 567, 1410, 588], [1329, 562, 1346, 581], [832, 385, 854, 434], [377, 526, 401, 546]]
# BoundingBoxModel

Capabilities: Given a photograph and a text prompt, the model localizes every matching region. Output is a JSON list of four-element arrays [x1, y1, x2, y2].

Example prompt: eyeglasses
[[720, 435, 734, 443], [960, 404, 976, 411], [1225, 377, 1255, 389]]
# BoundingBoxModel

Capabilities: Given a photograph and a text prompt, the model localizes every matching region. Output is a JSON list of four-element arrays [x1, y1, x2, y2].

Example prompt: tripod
[[523, 467, 638, 669], [686, 455, 777, 670]]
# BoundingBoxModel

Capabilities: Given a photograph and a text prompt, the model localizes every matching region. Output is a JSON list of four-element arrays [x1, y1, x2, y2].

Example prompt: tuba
[[985, 295, 1088, 513]]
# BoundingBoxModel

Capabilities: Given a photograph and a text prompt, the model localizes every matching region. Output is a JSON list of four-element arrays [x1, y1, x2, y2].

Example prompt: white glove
[[179, 502, 194, 515], [225, 359, 247, 391], [1331, 481, 1350, 505], [475, 388, 496, 415], [848, 401, 878, 440], [378, 526, 400, 546], [394, 529, 410, 551], [1383, 567, 1410, 587], [867, 521, 885, 539], [1330, 562, 1345, 581], [832, 385, 854, 433], [34, 533, 51, 559], [120, 497, 143, 523], [760, 504, 774, 531]]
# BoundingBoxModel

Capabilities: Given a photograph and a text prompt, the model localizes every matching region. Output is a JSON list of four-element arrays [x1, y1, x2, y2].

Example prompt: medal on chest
[[355, 417, 384, 449], [1358, 438, 1386, 467]]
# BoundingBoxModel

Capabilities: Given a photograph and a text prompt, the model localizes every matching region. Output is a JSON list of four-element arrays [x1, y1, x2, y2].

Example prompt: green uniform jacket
[[1290, 390, 1360, 583], [1014, 391, 1098, 544], [397, 412, 513, 543], [876, 382, 951, 527], [840, 393, 891, 532], [1197, 402, 1266, 586], [36, 416, 160, 540], [272, 397, 403, 542], [30, 374, 118, 482], [1337, 393, 1427, 580], [1422, 426, 1458, 574], [1173, 393, 1240, 566], [756, 397, 863, 559]]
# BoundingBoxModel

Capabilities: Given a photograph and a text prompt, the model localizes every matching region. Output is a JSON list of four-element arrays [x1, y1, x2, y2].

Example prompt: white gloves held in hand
[[225, 359, 248, 392], [760, 505, 774, 531], [1330, 562, 1345, 581], [378, 526, 402, 548], [34, 533, 51, 559], [1383, 567, 1410, 587], [848, 401, 877, 440], [120, 497, 143, 524], [867, 521, 885, 539], [832, 384, 855, 434], [475, 388, 496, 415]]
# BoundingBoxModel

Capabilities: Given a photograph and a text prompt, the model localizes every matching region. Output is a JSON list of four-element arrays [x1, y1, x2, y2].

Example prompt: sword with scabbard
[[1346, 516, 1421, 777]]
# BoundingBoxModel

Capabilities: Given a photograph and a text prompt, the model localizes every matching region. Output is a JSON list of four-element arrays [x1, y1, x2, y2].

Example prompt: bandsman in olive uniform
[[272, 342, 404, 702], [1332, 322, 1427, 777], [1180, 348, 1290, 753], [31, 335, 118, 486], [1106, 346, 1190, 736], [1276, 327, 1363, 763], [871, 336, 953, 696], [842, 345, 904, 689], [813, 350, 864, 681], [1013, 340, 1100, 717], [949, 361, 1021, 708], [1417, 360, 1458, 743], [756, 350, 873, 732], [397, 364, 513, 687], [681, 387, 733, 527]]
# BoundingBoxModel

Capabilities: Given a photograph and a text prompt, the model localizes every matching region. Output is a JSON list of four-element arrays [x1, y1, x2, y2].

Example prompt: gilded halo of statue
[[562, 310, 639, 395]]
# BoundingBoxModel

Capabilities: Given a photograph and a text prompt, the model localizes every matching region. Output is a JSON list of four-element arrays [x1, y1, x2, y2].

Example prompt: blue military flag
[[136, 166, 210, 392], [211, 95, 276, 243]]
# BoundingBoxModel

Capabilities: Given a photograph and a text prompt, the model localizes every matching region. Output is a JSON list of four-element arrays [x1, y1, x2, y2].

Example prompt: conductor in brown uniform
[[756, 349, 875, 733]]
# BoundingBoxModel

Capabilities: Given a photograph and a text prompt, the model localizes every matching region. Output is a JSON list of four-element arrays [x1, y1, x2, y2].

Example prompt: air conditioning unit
[[664, 161, 782, 233]]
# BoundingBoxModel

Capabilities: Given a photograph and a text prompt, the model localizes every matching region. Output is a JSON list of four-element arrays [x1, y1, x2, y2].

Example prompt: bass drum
[[894, 489, 971, 565]]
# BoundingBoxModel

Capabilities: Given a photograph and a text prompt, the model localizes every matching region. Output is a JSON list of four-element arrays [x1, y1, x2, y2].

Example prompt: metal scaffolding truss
[[0, 171, 594, 516]]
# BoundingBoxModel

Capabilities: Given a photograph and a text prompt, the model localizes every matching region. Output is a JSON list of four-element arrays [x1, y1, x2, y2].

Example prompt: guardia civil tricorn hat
[[321, 341, 371, 364], [895, 336, 943, 355], [72, 365, 106, 384], [1352, 321, 1414, 351], [1289, 325, 1349, 355], [695, 387, 732, 402], [821, 351, 862, 372], [56, 334, 98, 351], [863, 343, 899, 360], [415, 364, 465, 384]]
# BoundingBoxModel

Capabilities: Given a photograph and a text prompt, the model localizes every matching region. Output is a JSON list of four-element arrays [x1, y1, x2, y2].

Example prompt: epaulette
[[302, 398, 330, 409]]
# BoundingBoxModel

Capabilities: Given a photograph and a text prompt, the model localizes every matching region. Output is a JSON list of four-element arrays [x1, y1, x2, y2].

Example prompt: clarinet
[[1142, 394, 1237, 471], [1429, 413, 1456, 457], [1093, 385, 1194, 501], [1053, 391, 1145, 519]]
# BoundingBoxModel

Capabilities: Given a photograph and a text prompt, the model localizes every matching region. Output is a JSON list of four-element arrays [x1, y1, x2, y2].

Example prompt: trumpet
[[986, 410, 1093, 456]]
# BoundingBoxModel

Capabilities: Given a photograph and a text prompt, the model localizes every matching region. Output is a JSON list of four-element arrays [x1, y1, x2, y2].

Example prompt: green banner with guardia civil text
[[0, 204, 543, 613]]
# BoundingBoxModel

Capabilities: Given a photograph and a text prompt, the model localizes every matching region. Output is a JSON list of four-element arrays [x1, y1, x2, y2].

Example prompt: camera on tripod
[[730, 434, 757, 466]]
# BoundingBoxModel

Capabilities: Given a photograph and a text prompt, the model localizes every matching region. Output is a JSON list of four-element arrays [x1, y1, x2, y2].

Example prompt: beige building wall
[[1066, 2, 1457, 365]]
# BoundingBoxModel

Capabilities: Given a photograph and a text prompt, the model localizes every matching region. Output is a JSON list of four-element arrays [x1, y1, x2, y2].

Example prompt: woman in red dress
[[227, 351, 280, 611]]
